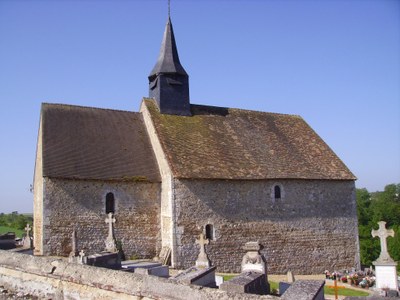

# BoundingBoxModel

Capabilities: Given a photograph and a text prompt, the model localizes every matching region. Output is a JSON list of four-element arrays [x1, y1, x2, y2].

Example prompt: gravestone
[[22, 224, 33, 249], [281, 280, 325, 300], [195, 233, 210, 268], [0, 232, 16, 250], [287, 270, 295, 283], [371, 221, 399, 293], [121, 260, 162, 272], [158, 246, 171, 265], [77, 249, 86, 264], [68, 230, 78, 262], [171, 232, 216, 287], [104, 213, 117, 253], [121, 259, 169, 277], [171, 266, 217, 287], [241, 241, 266, 274], [86, 251, 121, 269], [279, 270, 296, 295], [220, 241, 269, 295], [135, 265, 169, 278], [220, 272, 268, 295]]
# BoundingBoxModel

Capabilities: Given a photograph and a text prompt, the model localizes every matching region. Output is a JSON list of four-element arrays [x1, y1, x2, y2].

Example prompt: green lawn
[[0, 226, 24, 238], [220, 275, 369, 297], [324, 285, 370, 297]]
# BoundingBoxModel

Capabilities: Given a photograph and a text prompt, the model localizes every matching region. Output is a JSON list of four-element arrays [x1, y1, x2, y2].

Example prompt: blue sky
[[0, 0, 399, 213]]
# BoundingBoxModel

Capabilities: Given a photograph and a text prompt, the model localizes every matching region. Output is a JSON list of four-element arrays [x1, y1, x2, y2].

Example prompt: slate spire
[[148, 17, 191, 116]]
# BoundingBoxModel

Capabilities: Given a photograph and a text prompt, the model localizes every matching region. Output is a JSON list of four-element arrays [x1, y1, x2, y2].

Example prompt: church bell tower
[[148, 17, 191, 116]]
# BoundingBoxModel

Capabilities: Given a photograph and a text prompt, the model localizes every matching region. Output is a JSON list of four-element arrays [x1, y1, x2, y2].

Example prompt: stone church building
[[33, 17, 359, 274]]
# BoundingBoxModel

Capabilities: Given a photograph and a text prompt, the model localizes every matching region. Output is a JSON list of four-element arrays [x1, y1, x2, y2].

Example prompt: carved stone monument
[[241, 241, 266, 274], [22, 224, 33, 249], [68, 229, 78, 262], [371, 221, 398, 293], [220, 241, 270, 295], [78, 249, 86, 264], [195, 233, 210, 268], [104, 212, 117, 253]]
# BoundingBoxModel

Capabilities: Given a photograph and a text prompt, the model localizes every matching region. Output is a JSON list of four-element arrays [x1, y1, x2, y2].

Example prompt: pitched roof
[[144, 99, 356, 180], [41, 103, 161, 182]]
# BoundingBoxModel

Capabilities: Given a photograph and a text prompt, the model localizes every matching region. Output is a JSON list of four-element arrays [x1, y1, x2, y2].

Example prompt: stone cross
[[78, 249, 85, 264], [69, 229, 78, 257], [371, 221, 395, 263], [105, 212, 116, 239], [196, 233, 209, 257], [195, 233, 210, 268], [23, 223, 33, 249], [104, 213, 117, 252], [24, 224, 31, 237]]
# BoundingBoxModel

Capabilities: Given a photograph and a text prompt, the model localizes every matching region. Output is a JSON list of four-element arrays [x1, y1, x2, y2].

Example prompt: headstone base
[[86, 252, 121, 269], [172, 266, 216, 288], [135, 265, 169, 278], [121, 260, 162, 272], [219, 272, 269, 295], [373, 262, 399, 291], [281, 280, 325, 300]]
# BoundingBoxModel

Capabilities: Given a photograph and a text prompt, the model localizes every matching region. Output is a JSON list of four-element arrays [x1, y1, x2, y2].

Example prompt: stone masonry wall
[[173, 179, 359, 274], [0, 250, 277, 300], [41, 178, 161, 259]]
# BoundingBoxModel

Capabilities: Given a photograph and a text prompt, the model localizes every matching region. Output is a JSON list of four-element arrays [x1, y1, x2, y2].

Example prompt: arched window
[[274, 185, 281, 200], [205, 224, 214, 240], [106, 192, 115, 214]]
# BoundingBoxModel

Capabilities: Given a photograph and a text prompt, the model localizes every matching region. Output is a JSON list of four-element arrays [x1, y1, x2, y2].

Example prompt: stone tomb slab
[[121, 260, 162, 273], [86, 252, 121, 270], [135, 265, 169, 278], [219, 271, 269, 295], [280, 280, 325, 300], [171, 266, 216, 288]]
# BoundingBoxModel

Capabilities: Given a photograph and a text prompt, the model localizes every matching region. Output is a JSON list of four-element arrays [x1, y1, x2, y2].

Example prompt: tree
[[356, 183, 400, 272]]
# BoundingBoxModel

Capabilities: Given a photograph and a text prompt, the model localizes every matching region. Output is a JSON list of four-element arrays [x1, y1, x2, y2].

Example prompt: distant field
[[0, 226, 24, 238]]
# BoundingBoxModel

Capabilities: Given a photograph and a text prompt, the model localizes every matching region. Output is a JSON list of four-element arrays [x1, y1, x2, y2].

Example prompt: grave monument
[[171, 233, 216, 288], [22, 224, 33, 249], [371, 221, 398, 293], [104, 212, 117, 253], [195, 233, 210, 268], [68, 229, 78, 262], [220, 242, 270, 295]]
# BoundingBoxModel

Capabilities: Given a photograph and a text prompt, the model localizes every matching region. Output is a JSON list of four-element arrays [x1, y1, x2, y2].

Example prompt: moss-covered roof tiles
[[41, 103, 161, 182], [145, 99, 356, 180]]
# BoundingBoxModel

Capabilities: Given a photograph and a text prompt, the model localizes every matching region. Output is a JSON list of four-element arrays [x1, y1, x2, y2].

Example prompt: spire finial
[[168, 0, 171, 18]]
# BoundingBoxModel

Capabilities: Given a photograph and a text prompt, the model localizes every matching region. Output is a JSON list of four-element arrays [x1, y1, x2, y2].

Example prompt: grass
[[0, 226, 24, 238], [220, 275, 370, 297], [324, 285, 370, 297]]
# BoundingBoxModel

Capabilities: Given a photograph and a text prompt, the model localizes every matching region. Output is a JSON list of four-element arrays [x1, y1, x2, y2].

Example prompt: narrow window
[[274, 185, 281, 199], [106, 193, 115, 214], [205, 224, 214, 240]]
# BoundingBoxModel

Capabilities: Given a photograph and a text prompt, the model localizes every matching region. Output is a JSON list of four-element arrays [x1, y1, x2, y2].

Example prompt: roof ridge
[[143, 98, 301, 118], [41, 102, 138, 114]]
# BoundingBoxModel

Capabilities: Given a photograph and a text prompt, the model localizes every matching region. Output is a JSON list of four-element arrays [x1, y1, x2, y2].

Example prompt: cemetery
[[0, 216, 399, 299], [0, 2, 398, 299]]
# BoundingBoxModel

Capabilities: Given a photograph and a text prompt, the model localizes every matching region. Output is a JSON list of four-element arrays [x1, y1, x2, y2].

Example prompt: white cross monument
[[372, 221, 395, 263], [104, 212, 117, 253], [195, 233, 210, 268], [371, 221, 398, 292], [23, 224, 33, 249]]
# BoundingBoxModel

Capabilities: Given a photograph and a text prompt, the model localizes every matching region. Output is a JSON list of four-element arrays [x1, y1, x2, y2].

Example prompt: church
[[33, 17, 360, 274]]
